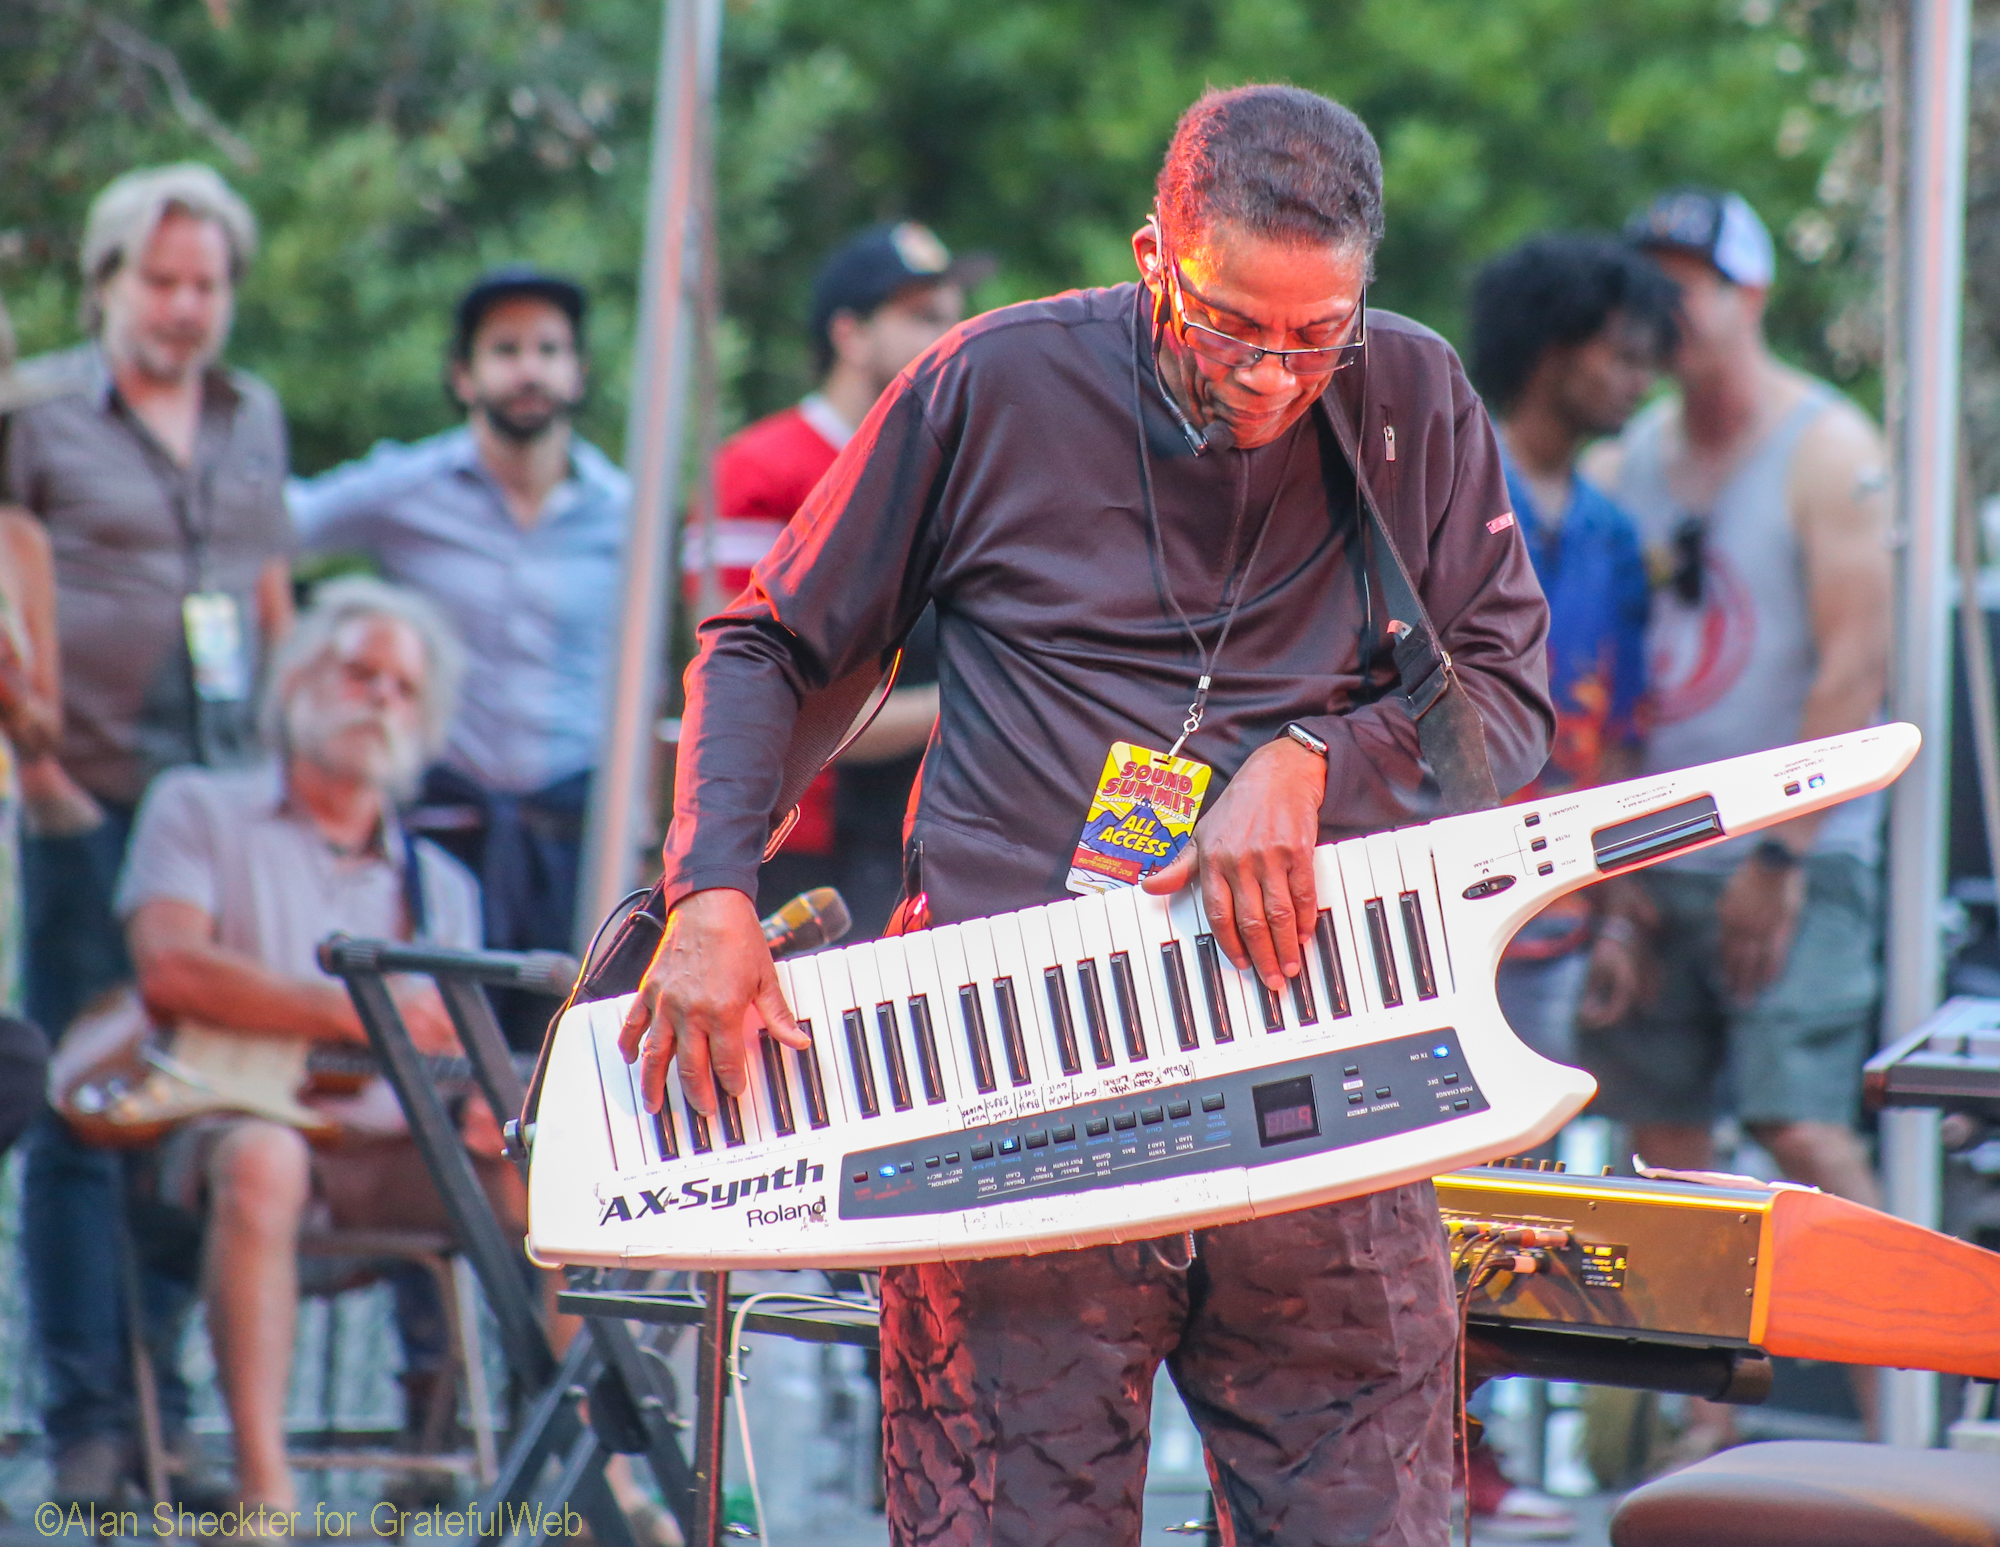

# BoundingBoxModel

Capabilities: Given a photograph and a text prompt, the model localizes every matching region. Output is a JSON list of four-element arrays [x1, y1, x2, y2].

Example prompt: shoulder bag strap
[[1317, 394, 1500, 814]]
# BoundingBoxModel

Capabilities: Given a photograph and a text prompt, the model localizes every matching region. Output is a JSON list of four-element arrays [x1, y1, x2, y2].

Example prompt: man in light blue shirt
[[290, 269, 626, 1043]]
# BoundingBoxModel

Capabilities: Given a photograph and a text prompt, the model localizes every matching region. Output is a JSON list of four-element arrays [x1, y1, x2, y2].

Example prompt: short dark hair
[[1155, 85, 1384, 263], [1467, 235, 1680, 413]]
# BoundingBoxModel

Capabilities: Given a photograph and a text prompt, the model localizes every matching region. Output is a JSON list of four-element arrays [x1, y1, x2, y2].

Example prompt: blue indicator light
[[1432, 1044, 1451, 1060], [1808, 774, 1825, 789], [878, 1164, 898, 1179]]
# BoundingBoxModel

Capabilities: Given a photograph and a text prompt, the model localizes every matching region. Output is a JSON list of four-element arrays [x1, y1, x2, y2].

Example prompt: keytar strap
[[1316, 395, 1501, 815]]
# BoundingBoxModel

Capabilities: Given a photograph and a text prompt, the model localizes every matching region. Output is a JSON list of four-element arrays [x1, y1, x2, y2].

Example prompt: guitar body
[[51, 988, 338, 1148]]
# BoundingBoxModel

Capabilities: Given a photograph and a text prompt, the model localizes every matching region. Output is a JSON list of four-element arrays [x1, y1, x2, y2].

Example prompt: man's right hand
[[618, 887, 809, 1115]]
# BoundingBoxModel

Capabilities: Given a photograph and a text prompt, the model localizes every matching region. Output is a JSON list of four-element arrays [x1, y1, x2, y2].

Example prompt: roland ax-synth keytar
[[524, 724, 1918, 1271]]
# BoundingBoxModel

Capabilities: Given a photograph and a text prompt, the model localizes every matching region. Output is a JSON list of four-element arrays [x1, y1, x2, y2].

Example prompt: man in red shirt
[[694, 223, 972, 924]]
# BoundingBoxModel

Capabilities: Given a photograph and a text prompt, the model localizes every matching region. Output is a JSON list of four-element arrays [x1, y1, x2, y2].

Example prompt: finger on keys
[[676, 1007, 721, 1114], [756, 971, 809, 1049], [1141, 841, 1198, 897], [638, 1016, 676, 1114], [1199, 862, 1252, 977], [1258, 861, 1306, 982], [1219, 852, 1285, 990], [705, 1009, 752, 1102], [618, 981, 656, 1065], [1286, 847, 1319, 956]]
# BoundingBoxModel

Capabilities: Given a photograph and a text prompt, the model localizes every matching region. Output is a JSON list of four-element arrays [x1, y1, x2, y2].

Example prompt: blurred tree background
[[1, 0, 1889, 477]]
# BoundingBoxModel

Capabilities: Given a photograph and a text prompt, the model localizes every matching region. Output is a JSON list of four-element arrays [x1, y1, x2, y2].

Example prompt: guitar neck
[[305, 1045, 473, 1088]]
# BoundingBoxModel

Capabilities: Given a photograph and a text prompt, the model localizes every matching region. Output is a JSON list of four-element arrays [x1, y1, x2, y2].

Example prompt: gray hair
[[259, 577, 466, 762], [1156, 86, 1384, 268], [79, 163, 258, 335]]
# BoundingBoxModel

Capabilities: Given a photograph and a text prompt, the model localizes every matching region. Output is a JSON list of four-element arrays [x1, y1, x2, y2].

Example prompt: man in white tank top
[[1581, 190, 1891, 1209]]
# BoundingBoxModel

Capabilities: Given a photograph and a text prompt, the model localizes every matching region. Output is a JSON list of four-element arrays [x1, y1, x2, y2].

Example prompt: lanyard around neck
[[1128, 285, 1301, 758]]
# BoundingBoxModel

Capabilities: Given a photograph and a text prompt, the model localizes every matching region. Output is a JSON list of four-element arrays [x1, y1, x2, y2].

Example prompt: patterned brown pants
[[879, 1182, 1457, 1547]]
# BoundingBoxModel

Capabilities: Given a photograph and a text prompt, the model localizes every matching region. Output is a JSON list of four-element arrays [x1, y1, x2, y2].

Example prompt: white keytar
[[525, 723, 1918, 1271]]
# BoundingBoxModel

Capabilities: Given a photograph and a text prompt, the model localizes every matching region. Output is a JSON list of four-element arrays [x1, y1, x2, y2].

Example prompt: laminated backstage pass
[[1066, 742, 1212, 897], [182, 592, 250, 703]]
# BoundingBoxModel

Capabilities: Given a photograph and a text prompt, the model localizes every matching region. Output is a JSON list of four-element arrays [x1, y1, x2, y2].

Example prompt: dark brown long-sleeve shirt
[[666, 283, 1551, 926]]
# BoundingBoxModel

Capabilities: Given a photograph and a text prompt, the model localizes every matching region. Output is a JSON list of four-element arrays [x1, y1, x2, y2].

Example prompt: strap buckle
[[1407, 649, 1456, 722]]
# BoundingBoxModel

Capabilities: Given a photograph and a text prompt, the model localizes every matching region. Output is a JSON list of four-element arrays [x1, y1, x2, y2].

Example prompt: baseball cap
[[1624, 189, 1776, 288], [809, 222, 979, 352], [453, 266, 588, 359]]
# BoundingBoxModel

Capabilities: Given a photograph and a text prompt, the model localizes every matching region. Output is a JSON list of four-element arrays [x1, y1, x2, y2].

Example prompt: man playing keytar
[[624, 85, 1552, 1544]]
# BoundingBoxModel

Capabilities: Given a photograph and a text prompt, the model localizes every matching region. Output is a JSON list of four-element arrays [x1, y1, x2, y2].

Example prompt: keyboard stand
[[558, 1281, 883, 1547], [319, 935, 697, 1546]]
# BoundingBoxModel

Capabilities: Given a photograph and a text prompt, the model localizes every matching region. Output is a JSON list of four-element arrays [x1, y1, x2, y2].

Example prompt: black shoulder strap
[[399, 824, 430, 942], [1317, 394, 1500, 815]]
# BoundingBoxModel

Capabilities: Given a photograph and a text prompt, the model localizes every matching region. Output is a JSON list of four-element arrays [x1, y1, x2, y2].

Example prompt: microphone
[[760, 887, 852, 959], [1200, 421, 1236, 453]]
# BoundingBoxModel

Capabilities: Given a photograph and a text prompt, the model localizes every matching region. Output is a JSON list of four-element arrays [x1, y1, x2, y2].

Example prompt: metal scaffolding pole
[[1880, 0, 1970, 1449], [577, 0, 722, 943]]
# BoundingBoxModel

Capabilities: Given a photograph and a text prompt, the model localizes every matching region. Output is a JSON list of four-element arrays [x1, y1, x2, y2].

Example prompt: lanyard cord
[[1128, 284, 1302, 758]]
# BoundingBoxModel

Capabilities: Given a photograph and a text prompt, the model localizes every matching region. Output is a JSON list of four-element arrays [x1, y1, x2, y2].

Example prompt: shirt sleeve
[[1291, 342, 1554, 828], [287, 443, 400, 553], [662, 378, 952, 909], [115, 771, 221, 920]]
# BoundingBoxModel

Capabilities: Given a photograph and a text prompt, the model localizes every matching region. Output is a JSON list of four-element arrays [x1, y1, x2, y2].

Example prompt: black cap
[[453, 267, 588, 359], [809, 222, 976, 356], [1623, 189, 1775, 288]]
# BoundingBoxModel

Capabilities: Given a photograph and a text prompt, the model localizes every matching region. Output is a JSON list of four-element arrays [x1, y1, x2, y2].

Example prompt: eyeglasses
[[1155, 234, 1366, 378]]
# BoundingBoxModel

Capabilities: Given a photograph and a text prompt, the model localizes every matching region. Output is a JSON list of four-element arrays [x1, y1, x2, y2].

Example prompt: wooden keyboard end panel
[[1755, 1189, 2000, 1378]]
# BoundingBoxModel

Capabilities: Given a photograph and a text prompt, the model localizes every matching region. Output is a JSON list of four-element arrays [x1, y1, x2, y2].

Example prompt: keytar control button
[[1201, 1093, 1225, 1112], [1166, 1100, 1191, 1120]]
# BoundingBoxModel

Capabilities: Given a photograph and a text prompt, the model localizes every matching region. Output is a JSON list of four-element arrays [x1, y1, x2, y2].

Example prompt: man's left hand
[[1143, 736, 1326, 990], [1716, 854, 1806, 1004]]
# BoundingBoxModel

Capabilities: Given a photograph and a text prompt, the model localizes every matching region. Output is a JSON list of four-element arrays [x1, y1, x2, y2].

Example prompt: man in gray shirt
[[290, 268, 626, 1043], [0, 163, 294, 1502]]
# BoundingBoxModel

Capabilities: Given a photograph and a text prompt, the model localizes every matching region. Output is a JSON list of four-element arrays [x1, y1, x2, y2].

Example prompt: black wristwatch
[[1281, 722, 1330, 759], [1751, 838, 1802, 872]]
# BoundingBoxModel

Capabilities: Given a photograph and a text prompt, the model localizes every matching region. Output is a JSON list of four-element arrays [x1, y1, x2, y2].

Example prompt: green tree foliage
[[1, 0, 1881, 476]]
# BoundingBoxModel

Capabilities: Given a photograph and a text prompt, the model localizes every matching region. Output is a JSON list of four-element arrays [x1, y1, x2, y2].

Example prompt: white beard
[[285, 692, 426, 803]]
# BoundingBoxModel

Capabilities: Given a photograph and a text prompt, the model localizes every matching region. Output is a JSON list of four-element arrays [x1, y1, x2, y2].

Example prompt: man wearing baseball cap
[[695, 223, 973, 931], [1585, 187, 1891, 1440], [292, 266, 628, 1035]]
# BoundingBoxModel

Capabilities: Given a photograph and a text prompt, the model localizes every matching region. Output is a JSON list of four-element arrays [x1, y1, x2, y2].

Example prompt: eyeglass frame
[[1147, 215, 1367, 378]]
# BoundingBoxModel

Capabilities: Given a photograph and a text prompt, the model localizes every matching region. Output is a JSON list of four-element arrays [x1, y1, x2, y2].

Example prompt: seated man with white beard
[[114, 576, 518, 1514]]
